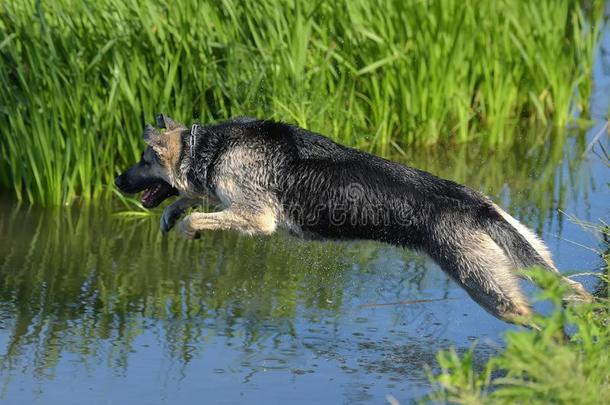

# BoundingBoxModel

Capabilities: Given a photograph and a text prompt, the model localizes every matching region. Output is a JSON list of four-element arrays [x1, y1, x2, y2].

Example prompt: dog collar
[[189, 124, 200, 159]]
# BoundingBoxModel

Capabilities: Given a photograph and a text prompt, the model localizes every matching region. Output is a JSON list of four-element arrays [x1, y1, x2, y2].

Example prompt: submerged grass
[[0, 0, 605, 205]]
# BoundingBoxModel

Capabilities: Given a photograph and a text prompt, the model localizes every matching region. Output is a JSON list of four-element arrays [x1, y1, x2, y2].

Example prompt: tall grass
[[0, 0, 604, 205]]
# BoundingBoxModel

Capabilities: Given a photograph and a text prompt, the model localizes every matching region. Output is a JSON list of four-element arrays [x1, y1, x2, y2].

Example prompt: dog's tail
[[483, 203, 591, 303]]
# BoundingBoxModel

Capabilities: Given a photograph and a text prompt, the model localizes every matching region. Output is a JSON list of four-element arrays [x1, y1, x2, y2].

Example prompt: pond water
[[1, 12, 609, 405]]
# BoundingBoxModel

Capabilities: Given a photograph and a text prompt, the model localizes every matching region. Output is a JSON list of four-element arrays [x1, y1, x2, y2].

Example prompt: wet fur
[[116, 116, 591, 324]]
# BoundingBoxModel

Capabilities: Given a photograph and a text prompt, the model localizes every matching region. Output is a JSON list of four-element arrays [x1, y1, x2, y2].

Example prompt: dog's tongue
[[140, 182, 178, 208], [141, 184, 161, 207]]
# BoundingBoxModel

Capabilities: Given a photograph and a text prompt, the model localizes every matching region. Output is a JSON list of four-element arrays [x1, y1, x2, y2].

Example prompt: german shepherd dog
[[115, 115, 590, 324]]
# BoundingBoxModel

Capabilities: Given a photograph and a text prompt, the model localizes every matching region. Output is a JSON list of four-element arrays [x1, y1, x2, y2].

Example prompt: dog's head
[[114, 115, 186, 208]]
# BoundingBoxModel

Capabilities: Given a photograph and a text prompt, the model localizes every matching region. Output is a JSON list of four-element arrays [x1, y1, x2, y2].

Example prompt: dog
[[115, 114, 591, 324]]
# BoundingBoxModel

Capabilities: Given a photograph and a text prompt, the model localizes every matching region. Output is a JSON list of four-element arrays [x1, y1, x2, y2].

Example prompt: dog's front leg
[[178, 209, 277, 239], [161, 198, 201, 233]]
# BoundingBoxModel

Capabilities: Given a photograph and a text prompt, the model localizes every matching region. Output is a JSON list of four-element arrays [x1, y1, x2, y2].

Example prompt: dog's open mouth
[[141, 181, 178, 208]]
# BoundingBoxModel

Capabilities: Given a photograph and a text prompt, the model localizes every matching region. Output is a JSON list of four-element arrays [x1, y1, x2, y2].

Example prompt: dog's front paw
[[160, 206, 183, 233], [178, 216, 200, 240]]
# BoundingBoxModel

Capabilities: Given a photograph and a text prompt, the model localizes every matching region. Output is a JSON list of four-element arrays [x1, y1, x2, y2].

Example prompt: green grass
[[0, 0, 605, 205]]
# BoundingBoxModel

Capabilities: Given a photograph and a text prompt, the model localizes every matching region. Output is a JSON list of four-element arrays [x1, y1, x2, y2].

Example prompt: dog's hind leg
[[432, 231, 533, 324], [177, 207, 278, 239]]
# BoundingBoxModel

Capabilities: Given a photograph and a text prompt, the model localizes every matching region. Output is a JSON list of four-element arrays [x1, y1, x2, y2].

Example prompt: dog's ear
[[143, 124, 167, 155], [143, 124, 162, 144], [143, 123, 181, 163], [156, 114, 186, 131]]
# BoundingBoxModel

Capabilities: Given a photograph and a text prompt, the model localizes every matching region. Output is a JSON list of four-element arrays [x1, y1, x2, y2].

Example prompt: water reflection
[[0, 200, 463, 402], [0, 205, 341, 364]]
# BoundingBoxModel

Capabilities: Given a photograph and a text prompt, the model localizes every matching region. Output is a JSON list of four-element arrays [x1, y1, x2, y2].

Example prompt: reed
[[0, 0, 604, 205]]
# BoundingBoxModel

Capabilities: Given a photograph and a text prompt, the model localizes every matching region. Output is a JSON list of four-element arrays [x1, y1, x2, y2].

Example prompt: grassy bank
[[0, 0, 605, 205]]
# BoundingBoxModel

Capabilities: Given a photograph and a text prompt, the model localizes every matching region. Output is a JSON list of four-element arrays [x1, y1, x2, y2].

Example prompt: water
[[1, 16, 609, 405]]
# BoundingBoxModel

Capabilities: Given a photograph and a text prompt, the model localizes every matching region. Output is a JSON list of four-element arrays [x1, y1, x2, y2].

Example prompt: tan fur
[[456, 231, 532, 321], [178, 209, 277, 239], [214, 177, 241, 207], [158, 129, 183, 166], [142, 125, 187, 191]]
